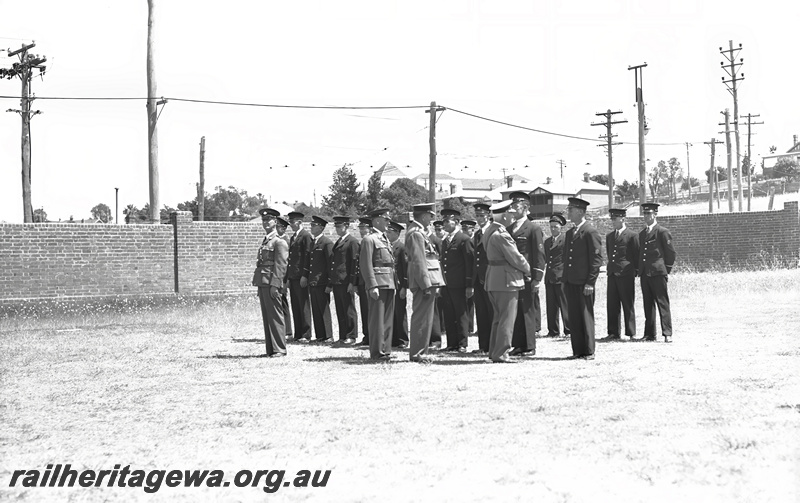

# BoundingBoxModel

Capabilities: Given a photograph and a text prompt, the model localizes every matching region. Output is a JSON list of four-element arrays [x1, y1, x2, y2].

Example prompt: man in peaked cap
[[286, 211, 313, 342], [405, 203, 444, 362], [328, 216, 360, 344], [471, 202, 494, 354], [252, 208, 289, 357], [275, 215, 293, 338], [353, 217, 373, 346], [563, 197, 603, 360], [307, 216, 334, 343], [386, 220, 409, 349], [359, 208, 396, 360], [460, 219, 477, 334], [638, 203, 676, 343], [506, 191, 546, 357], [439, 208, 475, 353], [483, 200, 531, 362], [544, 213, 570, 338], [605, 208, 639, 341], [427, 219, 445, 349]]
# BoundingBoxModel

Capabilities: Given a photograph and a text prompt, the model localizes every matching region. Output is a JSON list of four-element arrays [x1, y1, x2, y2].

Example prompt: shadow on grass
[[530, 356, 584, 361], [231, 338, 264, 344], [202, 354, 268, 359]]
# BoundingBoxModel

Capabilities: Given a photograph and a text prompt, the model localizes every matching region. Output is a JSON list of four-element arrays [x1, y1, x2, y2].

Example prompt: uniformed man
[[328, 216, 359, 344], [544, 213, 570, 338], [386, 220, 409, 349], [354, 217, 372, 346], [359, 208, 396, 360], [606, 208, 640, 341], [461, 219, 477, 335], [507, 191, 546, 357], [252, 208, 289, 357], [405, 204, 444, 362], [286, 211, 313, 342], [275, 216, 293, 338], [483, 200, 531, 363], [638, 203, 676, 343], [439, 209, 475, 353], [563, 197, 603, 360], [428, 220, 445, 348], [306, 215, 334, 343], [471, 204, 494, 354]]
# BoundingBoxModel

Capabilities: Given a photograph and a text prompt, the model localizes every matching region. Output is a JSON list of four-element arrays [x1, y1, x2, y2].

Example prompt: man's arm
[[586, 228, 604, 286], [530, 224, 545, 283], [500, 232, 531, 276], [662, 228, 676, 274]]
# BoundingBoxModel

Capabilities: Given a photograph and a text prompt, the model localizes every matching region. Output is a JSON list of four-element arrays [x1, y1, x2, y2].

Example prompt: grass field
[[2, 269, 799, 502]]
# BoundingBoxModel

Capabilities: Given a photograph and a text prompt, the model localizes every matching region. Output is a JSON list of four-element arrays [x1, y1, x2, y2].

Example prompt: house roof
[[374, 161, 407, 179], [413, 173, 458, 181], [531, 178, 609, 195], [459, 174, 531, 190]]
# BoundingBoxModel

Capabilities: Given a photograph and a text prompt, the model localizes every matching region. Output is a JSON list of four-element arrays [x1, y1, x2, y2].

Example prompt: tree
[[648, 161, 669, 200], [91, 203, 112, 223], [365, 171, 386, 213], [773, 157, 800, 181], [589, 174, 609, 186], [382, 178, 428, 218], [442, 197, 476, 221], [293, 201, 330, 220], [666, 157, 683, 201], [680, 177, 700, 191], [33, 208, 47, 223], [322, 164, 365, 216], [615, 180, 638, 202]]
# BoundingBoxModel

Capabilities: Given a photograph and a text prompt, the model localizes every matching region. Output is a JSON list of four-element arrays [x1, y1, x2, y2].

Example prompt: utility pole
[[591, 109, 627, 209], [684, 142, 692, 200], [720, 109, 734, 212], [3, 42, 46, 223], [628, 63, 648, 214], [115, 187, 119, 224], [425, 101, 446, 205], [703, 138, 723, 213], [556, 159, 566, 179], [146, 0, 160, 223], [198, 136, 205, 221], [742, 113, 763, 211], [720, 41, 744, 211]]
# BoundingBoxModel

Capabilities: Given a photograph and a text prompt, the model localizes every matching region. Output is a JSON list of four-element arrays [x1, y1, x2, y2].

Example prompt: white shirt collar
[[647, 221, 657, 232], [574, 219, 587, 232]]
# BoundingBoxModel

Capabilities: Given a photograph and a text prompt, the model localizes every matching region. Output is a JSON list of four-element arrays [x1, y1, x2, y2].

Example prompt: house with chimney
[[501, 173, 610, 218], [762, 134, 800, 178], [440, 174, 532, 202]]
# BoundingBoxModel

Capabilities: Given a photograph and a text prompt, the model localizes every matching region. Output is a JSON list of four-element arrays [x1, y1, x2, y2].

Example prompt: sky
[[0, 0, 797, 222]]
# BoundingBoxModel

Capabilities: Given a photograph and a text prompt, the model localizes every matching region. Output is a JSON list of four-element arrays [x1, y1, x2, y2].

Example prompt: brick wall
[[2, 204, 798, 303]]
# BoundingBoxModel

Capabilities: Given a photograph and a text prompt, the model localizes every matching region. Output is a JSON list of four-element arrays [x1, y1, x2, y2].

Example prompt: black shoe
[[372, 354, 391, 361], [457, 347, 467, 354], [520, 349, 536, 357], [643, 336, 656, 342], [581, 354, 595, 360], [312, 338, 331, 344], [356, 339, 369, 346], [296, 338, 310, 344], [393, 342, 409, 349], [492, 357, 515, 363], [509, 348, 524, 356], [340, 338, 356, 345], [428, 343, 442, 350], [269, 352, 286, 358], [664, 335, 673, 343], [409, 356, 432, 363]]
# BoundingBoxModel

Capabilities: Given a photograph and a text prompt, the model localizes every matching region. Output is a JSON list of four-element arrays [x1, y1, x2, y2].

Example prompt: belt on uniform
[[373, 262, 395, 267], [488, 260, 508, 266]]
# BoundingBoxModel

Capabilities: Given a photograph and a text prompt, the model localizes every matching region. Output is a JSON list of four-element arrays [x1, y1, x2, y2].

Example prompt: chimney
[[546, 177, 552, 184], [506, 176, 513, 188], [583, 172, 590, 183], [489, 183, 495, 191], [794, 134, 798, 146], [449, 183, 456, 195]]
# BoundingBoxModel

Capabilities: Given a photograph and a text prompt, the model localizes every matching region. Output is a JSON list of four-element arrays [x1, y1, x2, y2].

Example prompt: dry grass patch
[[2, 270, 799, 502]]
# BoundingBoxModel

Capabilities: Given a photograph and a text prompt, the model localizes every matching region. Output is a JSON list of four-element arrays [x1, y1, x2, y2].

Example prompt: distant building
[[762, 134, 800, 178], [413, 173, 462, 195], [372, 162, 409, 187], [502, 173, 610, 218], [443, 173, 532, 202]]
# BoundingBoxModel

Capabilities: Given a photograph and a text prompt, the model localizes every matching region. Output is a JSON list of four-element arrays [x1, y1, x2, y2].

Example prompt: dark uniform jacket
[[406, 223, 444, 291], [440, 230, 475, 288], [563, 221, 603, 286], [305, 234, 334, 287], [252, 230, 289, 288], [606, 227, 640, 277], [638, 223, 676, 277], [544, 233, 567, 284], [287, 228, 313, 280], [329, 233, 359, 286], [473, 225, 489, 287], [392, 239, 409, 290], [509, 219, 546, 283]]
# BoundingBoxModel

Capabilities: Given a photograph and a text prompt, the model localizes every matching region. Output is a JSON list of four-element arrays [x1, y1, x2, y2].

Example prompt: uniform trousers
[[607, 274, 636, 337], [430, 298, 443, 345], [473, 281, 493, 352], [368, 288, 395, 359], [357, 283, 370, 343], [487, 291, 519, 361], [332, 284, 358, 340], [442, 286, 469, 349], [288, 279, 311, 340], [281, 292, 293, 336], [467, 297, 475, 333], [511, 282, 538, 352], [641, 275, 672, 338], [545, 281, 570, 336], [408, 288, 436, 359], [258, 287, 287, 356], [534, 288, 542, 333], [309, 286, 333, 341], [392, 290, 409, 347], [565, 283, 595, 357]]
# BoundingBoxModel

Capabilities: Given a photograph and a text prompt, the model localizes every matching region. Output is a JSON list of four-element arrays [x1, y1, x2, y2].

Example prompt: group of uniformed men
[[252, 191, 676, 363]]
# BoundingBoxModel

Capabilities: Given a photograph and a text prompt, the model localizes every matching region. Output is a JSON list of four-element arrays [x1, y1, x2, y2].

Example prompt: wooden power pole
[[198, 136, 205, 221], [685, 142, 692, 200], [704, 138, 723, 213], [591, 109, 627, 210], [720, 41, 744, 211], [721, 109, 734, 212], [628, 63, 648, 214], [4, 42, 46, 223], [425, 101, 445, 205], [742, 113, 763, 211], [146, 0, 160, 223]]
